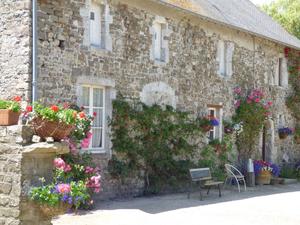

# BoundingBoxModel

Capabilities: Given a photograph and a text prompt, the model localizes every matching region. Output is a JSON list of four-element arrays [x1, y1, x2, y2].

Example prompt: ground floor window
[[81, 85, 105, 151], [207, 105, 223, 141]]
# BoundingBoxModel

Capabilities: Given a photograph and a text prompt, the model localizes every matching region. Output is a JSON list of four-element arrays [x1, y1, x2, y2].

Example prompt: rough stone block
[[0, 183, 12, 195]]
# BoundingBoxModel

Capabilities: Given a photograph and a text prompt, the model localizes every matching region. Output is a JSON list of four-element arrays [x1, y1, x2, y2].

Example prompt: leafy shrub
[[0, 96, 21, 112]]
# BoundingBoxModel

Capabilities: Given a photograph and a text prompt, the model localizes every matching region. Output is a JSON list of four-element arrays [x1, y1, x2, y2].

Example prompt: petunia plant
[[0, 96, 22, 113]]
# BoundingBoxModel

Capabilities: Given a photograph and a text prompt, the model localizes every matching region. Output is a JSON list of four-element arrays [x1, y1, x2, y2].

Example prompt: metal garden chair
[[224, 164, 247, 192]]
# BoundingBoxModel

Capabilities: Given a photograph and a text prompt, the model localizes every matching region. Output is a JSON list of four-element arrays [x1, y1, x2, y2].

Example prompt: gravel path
[[53, 183, 300, 225]]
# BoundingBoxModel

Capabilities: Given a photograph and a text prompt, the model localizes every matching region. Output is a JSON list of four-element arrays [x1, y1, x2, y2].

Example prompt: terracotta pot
[[256, 170, 272, 185], [0, 109, 20, 126], [31, 117, 75, 141], [279, 133, 288, 139]]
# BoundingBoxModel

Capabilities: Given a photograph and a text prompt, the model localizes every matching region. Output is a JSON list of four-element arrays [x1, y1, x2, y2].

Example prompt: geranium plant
[[0, 96, 22, 112], [198, 116, 219, 132], [233, 88, 272, 158]]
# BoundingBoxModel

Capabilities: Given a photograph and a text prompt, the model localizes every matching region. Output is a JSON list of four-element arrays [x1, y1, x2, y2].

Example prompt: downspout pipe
[[32, 0, 38, 104]]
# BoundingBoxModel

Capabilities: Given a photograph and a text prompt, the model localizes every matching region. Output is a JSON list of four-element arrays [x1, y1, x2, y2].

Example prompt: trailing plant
[[0, 96, 22, 113], [199, 135, 234, 181], [109, 96, 205, 193], [233, 87, 272, 159], [29, 154, 101, 210]]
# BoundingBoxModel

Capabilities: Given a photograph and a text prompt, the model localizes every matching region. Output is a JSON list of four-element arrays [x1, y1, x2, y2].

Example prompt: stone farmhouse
[[1, 0, 300, 199]]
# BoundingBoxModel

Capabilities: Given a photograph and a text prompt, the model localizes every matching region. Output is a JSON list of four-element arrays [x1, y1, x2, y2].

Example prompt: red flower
[[79, 112, 86, 118], [93, 112, 97, 117], [284, 47, 291, 57], [51, 105, 59, 112], [26, 105, 33, 112], [13, 96, 21, 102]]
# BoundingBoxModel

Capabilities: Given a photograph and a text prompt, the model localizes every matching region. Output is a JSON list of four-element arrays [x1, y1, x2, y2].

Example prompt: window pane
[[92, 128, 103, 148], [93, 109, 103, 127], [93, 88, 104, 107], [82, 87, 90, 106]]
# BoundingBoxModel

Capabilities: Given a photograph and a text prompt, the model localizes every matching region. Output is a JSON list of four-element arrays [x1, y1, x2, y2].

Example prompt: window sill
[[90, 45, 111, 53], [153, 59, 167, 66], [80, 148, 107, 154]]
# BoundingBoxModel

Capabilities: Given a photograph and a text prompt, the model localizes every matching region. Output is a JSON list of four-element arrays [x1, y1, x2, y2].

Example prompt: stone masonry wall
[[36, 0, 300, 163], [0, 1, 32, 101], [0, 125, 69, 225]]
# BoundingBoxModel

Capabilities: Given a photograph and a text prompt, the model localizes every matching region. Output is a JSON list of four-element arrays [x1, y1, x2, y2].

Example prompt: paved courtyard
[[53, 183, 300, 225]]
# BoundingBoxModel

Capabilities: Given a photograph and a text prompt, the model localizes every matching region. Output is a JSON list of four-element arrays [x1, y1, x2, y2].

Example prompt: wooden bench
[[187, 168, 223, 200]]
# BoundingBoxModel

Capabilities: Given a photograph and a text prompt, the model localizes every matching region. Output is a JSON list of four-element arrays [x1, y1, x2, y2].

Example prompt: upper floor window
[[86, 1, 112, 51], [276, 57, 288, 87], [150, 16, 170, 63], [217, 40, 234, 78], [81, 85, 106, 151]]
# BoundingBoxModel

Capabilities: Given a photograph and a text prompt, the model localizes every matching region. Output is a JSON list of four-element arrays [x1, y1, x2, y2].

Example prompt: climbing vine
[[233, 87, 272, 158], [285, 48, 300, 118], [108, 96, 233, 193]]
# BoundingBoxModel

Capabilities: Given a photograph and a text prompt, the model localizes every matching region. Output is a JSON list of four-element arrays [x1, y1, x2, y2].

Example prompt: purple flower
[[68, 197, 73, 205], [62, 194, 69, 202], [210, 119, 219, 126]]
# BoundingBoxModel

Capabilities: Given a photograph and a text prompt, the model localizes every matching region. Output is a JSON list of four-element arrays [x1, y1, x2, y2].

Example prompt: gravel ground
[[53, 183, 300, 225]]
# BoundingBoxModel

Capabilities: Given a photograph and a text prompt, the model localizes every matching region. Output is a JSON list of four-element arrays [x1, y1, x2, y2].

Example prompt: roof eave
[[154, 0, 300, 50]]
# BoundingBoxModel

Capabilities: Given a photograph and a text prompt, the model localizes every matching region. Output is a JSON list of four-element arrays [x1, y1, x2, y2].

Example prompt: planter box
[[279, 133, 288, 139], [0, 109, 20, 126], [282, 178, 298, 185], [270, 177, 284, 185]]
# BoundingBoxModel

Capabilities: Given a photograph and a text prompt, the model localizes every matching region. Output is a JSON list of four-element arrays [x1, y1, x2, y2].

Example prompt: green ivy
[[109, 96, 205, 193]]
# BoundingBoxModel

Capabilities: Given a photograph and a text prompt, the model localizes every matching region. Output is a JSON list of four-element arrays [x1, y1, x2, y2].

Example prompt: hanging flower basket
[[279, 133, 288, 140], [256, 170, 272, 185], [37, 203, 71, 219], [294, 136, 300, 144], [31, 117, 75, 141], [201, 125, 213, 132], [0, 109, 20, 126]]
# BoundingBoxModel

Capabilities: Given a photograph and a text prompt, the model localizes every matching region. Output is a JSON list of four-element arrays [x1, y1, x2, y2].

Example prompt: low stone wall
[[0, 126, 69, 225]]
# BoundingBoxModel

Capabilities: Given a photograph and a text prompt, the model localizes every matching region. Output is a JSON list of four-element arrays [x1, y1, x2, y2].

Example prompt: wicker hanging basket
[[256, 170, 272, 185], [279, 133, 288, 139], [37, 203, 71, 219], [0, 109, 20, 126], [31, 117, 75, 141], [201, 125, 213, 132]]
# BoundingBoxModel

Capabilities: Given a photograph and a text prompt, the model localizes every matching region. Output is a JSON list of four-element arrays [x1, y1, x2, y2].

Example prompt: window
[[88, 2, 112, 50], [208, 108, 217, 140], [277, 57, 288, 87], [278, 114, 285, 128], [82, 85, 105, 150], [207, 106, 223, 141], [217, 41, 234, 77], [150, 16, 170, 63]]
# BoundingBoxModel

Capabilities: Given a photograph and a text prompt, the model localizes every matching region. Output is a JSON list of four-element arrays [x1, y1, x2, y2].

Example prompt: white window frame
[[208, 108, 217, 140], [81, 85, 106, 152], [217, 40, 234, 78]]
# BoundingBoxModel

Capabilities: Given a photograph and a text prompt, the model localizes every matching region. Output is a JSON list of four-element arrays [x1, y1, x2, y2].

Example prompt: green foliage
[[261, 0, 300, 40], [280, 165, 298, 179], [30, 183, 60, 207], [109, 96, 205, 192], [233, 89, 271, 158], [199, 135, 234, 181], [34, 103, 78, 125], [0, 100, 21, 112]]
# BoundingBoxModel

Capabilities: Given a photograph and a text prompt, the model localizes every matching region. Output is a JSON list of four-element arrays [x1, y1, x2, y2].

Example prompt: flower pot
[[31, 117, 75, 141], [37, 203, 71, 219], [256, 170, 272, 185], [201, 125, 213, 132], [224, 127, 234, 134], [279, 133, 288, 139], [0, 109, 20, 126], [295, 136, 300, 144]]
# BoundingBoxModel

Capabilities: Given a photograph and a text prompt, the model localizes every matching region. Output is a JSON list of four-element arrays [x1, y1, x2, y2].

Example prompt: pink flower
[[86, 175, 101, 193], [247, 99, 252, 104], [85, 166, 95, 174], [234, 87, 242, 95], [255, 98, 260, 103], [267, 101, 273, 106], [64, 164, 72, 172], [56, 184, 71, 194], [53, 158, 66, 170], [234, 100, 241, 108]]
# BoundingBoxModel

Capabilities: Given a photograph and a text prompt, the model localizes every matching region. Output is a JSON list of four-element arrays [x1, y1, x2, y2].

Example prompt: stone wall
[[0, 125, 69, 225], [0, 1, 32, 101], [35, 0, 300, 165]]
